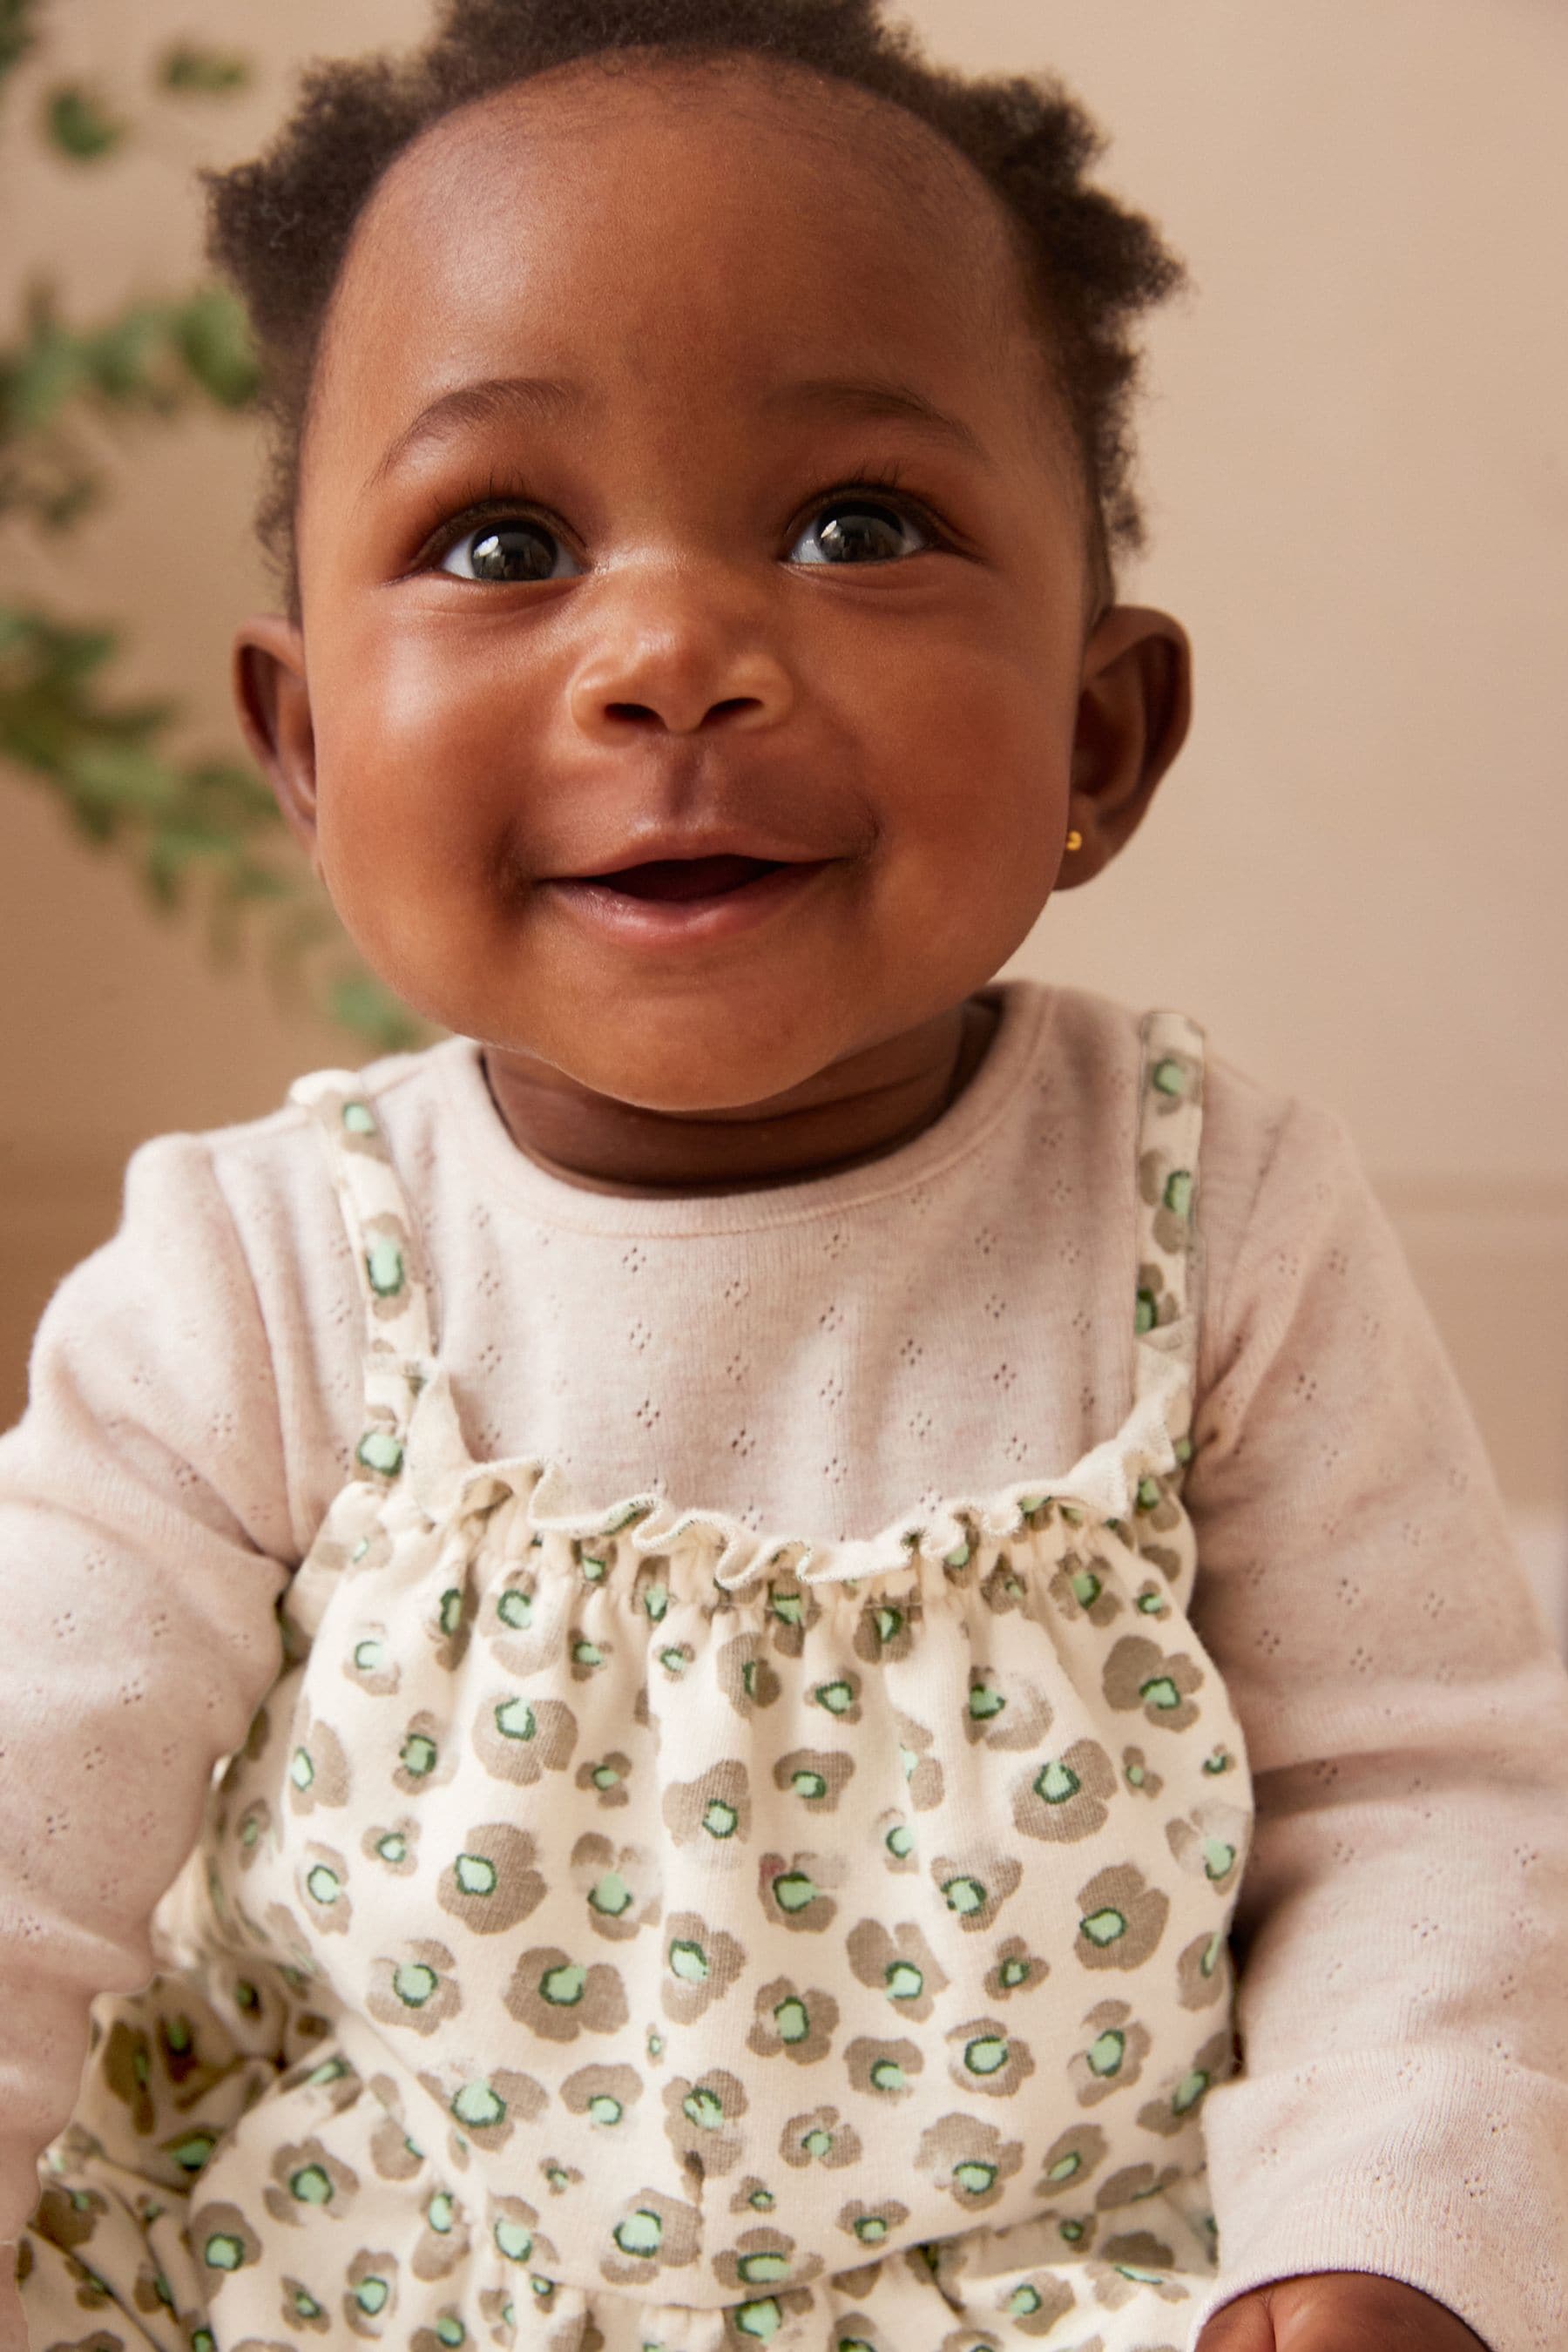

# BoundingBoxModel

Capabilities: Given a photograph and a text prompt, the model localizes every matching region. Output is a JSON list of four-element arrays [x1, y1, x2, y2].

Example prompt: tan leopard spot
[[472, 1693, 578, 1786], [929, 1850, 1024, 1932], [661, 1910, 747, 2024], [191, 2198, 260, 2295], [1134, 2029, 1234, 2139], [716, 1632, 781, 1716], [367, 1939, 461, 2038], [1101, 1634, 1203, 1732], [662, 1759, 752, 1850], [342, 2247, 400, 2339], [851, 1588, 922, 1666], [834, 2193, 909, 2253], [663, 2067, 748, 2177], [780, 2103, 862, 2172], [296, 1842, 352, 1936], [747, 1977, 840, 2065], [599, 2186, 701, 2287], [772, 1747, 855, 1812], [1072, 1862, 1169, 1970], [963, 1667, 1053, 1752], [417, 2065, 547, 2153], [983, 1933, 1049, 2002], [713, 2225, 824, 2295], [943, 2015, 1037, 2099], [841, 2034, 923, 2099], [362, 1816, 420, 1877], [437, 1822, 544, 1933], [845, 1918, 950, 2022], [286, 1716, 351, 1815], [1175, 1929, 1233, 2011], [891, 1711, 944, 1810], [1165, 1801, 1249, 1894], [504, 1947, 630, 2042], [1067, 1997, 1152, 2107], [575, 1748, 633, 1808], [1010, 1738, 1118, 1844], [262, 2137, 360, 2229], [758, 1848, 841, 1935], [570, 1830, 660, 1943], [914, 2113, 1024, 2212], [1031, 2120, 1109, 2200]]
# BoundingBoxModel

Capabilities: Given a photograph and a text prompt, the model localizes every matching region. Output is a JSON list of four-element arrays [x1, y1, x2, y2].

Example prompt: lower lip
[[543, 861, 835, 949]]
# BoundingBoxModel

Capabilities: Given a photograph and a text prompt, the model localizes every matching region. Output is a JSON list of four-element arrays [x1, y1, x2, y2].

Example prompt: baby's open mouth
[[578, 855, 789, 901]]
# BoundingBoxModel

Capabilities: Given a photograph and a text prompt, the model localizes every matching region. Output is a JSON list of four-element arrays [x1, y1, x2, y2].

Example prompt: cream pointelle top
[[1, 979, 1565, 2351]]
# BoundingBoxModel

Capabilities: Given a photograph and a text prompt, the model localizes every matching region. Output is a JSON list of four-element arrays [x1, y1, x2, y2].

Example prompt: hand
[[1196, 2271, 1489, 2350]]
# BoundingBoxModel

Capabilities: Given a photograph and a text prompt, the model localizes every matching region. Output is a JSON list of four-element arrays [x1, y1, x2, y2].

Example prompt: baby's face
[[275, 57, 1114, 1109]]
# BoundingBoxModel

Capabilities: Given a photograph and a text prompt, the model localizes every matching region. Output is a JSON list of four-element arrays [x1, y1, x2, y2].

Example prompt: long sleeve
[[1181, 1097, 1568, 2352], [0, 1133, 296, 2259]]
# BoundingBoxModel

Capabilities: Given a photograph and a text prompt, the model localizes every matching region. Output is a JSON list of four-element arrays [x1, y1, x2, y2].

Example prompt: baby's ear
[[233, 615, 319, 868], [1058, 605, 1192, 888]]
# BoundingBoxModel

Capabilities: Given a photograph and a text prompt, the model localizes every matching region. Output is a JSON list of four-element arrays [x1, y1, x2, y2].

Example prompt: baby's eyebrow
[[363, 369, 992, 495]]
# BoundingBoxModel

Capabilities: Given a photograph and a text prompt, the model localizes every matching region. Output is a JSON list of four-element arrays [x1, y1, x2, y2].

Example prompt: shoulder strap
[[287, 1067, 437, 1484], [1131, 1010, 1206, 1448]]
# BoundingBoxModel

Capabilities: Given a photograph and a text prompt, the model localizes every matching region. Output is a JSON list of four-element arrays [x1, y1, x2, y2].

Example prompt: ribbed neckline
[[427, 977, 1052, 1238]]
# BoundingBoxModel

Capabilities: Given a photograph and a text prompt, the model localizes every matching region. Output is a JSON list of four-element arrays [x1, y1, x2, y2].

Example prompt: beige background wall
[[2, 2, 1565, 1523]]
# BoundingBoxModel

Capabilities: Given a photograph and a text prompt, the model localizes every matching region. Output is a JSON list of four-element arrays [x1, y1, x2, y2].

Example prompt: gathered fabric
[[22, 1011, 1252, 2352]]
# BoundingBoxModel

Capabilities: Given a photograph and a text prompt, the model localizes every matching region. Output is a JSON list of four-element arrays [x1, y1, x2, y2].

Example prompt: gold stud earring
[[1064, 828, 1084, 853]]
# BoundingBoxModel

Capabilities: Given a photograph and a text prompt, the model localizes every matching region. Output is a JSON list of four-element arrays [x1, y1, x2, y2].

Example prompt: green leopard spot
[[739, 2253, 790, 2285], [580, 1554, 606, 1582], [354, 2278, 389, 2314], [240, 1815, 260, 1847], [428, 2192, 455, 2232], [495, 2219, 533, 2262], [853, 2214, 887, 2243], [702, 1800, 739, 1839], [953, 2160, 997, 2195], [741, 1660, 760, 1697], [642, 1583, 669, 1621], [204, 2233, 245, 2273], [683, 2088, 725, 2130], [1174, 1434, 1194, 1464], [868, 2058, 906, 2092], [542, 1962, 586, 2005], [394, 1961, 438, 2007], [669, 1939, 708, 1984], [839, 2340, 875, 2352], [1080, 1907, 1127, 1946], [659, 1646, 688, 1674], [591, 1871, 633, 1916], [748, 2186, 774, 2210], [366, 1240, 404, 1296], [770, 1592, 803, 1626], [305, 1865, 340, 1907], [169, 2134, 215, 2173], [968, 1681, 1005, 1720], [451, 2081, 504, 2129], [816, 1680, 855, 1715], [357, 1429, 403, 1477], [791, 1769, 828, 1801], [354, 1636, 384, 1671], [166, 2019, 191, 2055], [885, 1961, 923, 2001], [999, 1956, 1031, 1988], [1152, 1057, 1185, 1097], [774, 1996, 809, 2044], [495, 1697, 535, 1740], [963, 2033, 1009, 2076], [1134, 1289, 1158, 1336], [613, 2208, 663, 2257], [1163, 1169, 1193, 1218], [1203, 1747, 1232, 1774], [402, 1733, 438, 1776], [646, 2034, 664, 2058], [1136, 1592, 1165, 1614], [1200, 1934, 1222, 1977], [193, 2333, 216, 2351], [289, 2164, 333, 2205], [1035, 1759, 1081, 1804], [1136, 1477, 1161, 1512], [1059, 2218, 1085, 2242], [872, 1605, 902, 1643], [1125, 1763, 1146, 1788], [309, 2058, 348, 2085], [802, 2127, 833, 2158], [292, 2289, 324, 2320], [572, 1639, 604, 1668], [341, 1100, 376, 1133], [1045, 2151, 1081, 2181], [1087, 2029, 1125, 2076], [943, 1875, 986, 1916], [377, 1832, 408, 1864], [735, 2301, 782, 2342], [591, 1763, 622, 1790], [943, 1541, 971, 1569], [436, 2320, 465, 2347], [437, 1588, 463, 1634], [898, 1745, 918, 1779], [289, 1747, 314, 1789], [1071, 1571, 1101, 1607], [455, 1852, 496, 1896], [588, 2094, 624, 2126], [497, 1588, 532, 1629], [773, 1871, 817, 1914], [1202, 1839, 1236, 1879], [1007, 2283, 1044, 2315], [1173, 2068, 1210, 2113], [1139, 1675, 1180, 1710], [1116, 2264, 1166, 2285], [885, 1822, 915, 1860]]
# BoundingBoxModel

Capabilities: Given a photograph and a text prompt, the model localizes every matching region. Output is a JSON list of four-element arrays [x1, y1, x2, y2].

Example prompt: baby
[[3, 3, 1566, 2349]]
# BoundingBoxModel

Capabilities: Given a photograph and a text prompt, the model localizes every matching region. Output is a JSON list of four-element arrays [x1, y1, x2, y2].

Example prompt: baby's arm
[[1181, 1092, 1568, 2352], [0, 1132, 295, 2334]]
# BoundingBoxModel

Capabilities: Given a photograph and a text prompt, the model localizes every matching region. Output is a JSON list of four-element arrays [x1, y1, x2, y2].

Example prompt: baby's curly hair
[[204, 0, 1187, 618]]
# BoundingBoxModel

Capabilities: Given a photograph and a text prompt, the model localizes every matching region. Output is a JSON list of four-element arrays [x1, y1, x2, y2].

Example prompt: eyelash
[[409, 456, 945, 573]]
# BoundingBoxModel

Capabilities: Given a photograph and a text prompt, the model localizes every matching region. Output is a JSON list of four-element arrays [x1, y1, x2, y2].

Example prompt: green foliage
[[0, 8, 429, 1055], [158, 42, 250, 97], [42, 80, 125, 159]]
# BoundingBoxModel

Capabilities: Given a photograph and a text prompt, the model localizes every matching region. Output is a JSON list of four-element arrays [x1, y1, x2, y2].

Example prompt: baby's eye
[[788, 495, 933, 567], [436, 517, 580, 583]]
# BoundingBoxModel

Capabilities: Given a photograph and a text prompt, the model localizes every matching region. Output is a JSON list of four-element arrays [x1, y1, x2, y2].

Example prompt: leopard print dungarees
[[21, 1010, 1252, 2352]]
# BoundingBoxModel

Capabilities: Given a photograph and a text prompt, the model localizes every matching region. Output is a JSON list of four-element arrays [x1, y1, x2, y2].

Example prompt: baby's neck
[[478, 993, 1002, 1200]]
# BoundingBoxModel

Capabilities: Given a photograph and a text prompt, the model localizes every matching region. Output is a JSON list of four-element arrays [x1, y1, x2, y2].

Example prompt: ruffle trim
[[396, 1329, 1195, 1592]]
